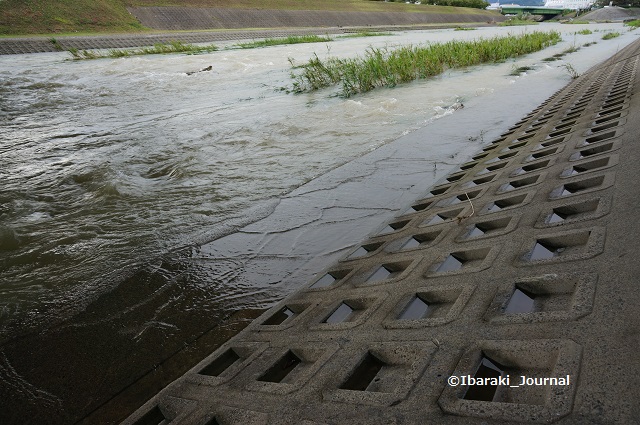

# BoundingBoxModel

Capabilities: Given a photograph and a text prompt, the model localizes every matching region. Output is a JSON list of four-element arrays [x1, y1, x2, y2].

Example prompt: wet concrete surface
[[122, 39, 640, 425]]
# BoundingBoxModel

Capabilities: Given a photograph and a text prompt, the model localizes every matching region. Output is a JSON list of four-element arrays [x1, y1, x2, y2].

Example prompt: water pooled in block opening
[[401, 237, 422, 250], [199, 349, 240, 377], [426, 214, 446, 225], [263, 306, 295, 325], [340, 352, 386, 391], [258, 350, 301, 383], [349, 246, 370, 258], [547, 211, 568, 223], [367, 265, 397, 282], [504, 288, 536, 314], [399, 296, 430, 320], [436, 254, 464, 272], [379, 220, 408, 234], [324, 302, 354, 323], [467, 226, 486, 238], [410, 201, 432, 212], [133, 405, 166, 425], [530, 242, 559, 260], [312, 273, 337, 288], [464, 356, 504, 402]]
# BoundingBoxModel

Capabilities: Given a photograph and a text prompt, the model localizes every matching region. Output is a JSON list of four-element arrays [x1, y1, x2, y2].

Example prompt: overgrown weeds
[[602, 32, 621, 40], [341, 31, 393, 38], [624, 19, 640, 28], [67, 41, 218, 60], [235, 35, 332, 48], [575, 29, 592, 35], [499, 13, 538, 26], [561, 63, 580, 79], [290, 31, 561, 97]]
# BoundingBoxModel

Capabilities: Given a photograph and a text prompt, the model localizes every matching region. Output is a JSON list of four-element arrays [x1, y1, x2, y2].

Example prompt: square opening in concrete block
[[487, 274, 597, 323], [593, 112, 621, 125], [378, 219, 410, 235], [431, 247, 492, 274], [446, 171, 467, 182], [260, 302, 310, 326], [554, 119, 576, 130], [366, 263, 404, 283], [498, 174, 541, 193], [131, 405, 166, 425], [482, 193, 529, 214], [461, 174, 496, 189], [588, 120, 619, 134], [340, 351, 387, 391], [399, 230, 442, 250], [476, 163, 508, 177], [323, 302, 356, 324], [543, 198, 602, 225], [472, 151, 489, 160], [199, 349, 241, 377], [398, 288, 461, 320], [570, 142, 616, 161], [421, 207, 466, 226], [561, 156, 613, 177], [347, 242, 383, 260], [439, 339, 581, 423], [485, 151, 517, 164], [461, 216, 513, 240], [511, 159, 550, 176], [459, 161, 478, 171], [596, 104, 623, 117], [524, 146, 560, 162], [436, 189, 483, 207], [503, 140, 527, 151], [521, 228, 604, 264], [550, 175, 606, 198], [428, 184, 452, 197], [532, 136, 565, 151], [258, 350, 302, 383], [547, 127, 571, 138], [310, 268, 351, 289]]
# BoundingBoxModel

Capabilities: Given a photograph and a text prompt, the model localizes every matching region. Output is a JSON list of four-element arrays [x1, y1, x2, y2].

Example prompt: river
[[0, 23, 636, 422]]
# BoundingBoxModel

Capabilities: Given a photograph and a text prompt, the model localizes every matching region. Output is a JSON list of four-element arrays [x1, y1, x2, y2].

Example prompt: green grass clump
[[290, 31, 561, 97], [454, 27, 477, 31], [499, 18, 538, 26], [624, 19, 640, 27], [68, 41, 218, 60], [575, 29, 592, 35], [342, 31, 393, 38], [235, 35, 333, 49], [602, 32, 621, 40]]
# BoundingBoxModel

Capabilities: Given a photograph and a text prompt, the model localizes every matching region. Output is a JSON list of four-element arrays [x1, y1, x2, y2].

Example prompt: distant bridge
[[500, 5, 565, 16]]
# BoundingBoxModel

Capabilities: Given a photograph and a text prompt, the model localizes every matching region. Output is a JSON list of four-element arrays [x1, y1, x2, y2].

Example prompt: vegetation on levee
[[601, 32, 621, 40], [625, 19, 640, 28], [289, 31, 561, 97], [341, 31, 394, 38], [565, 20, 589, 24], [1, 0, 500, 35], [499, 18, 539, 26], [235, 35, 332, 49], [575, 29, 593, 35], [454, 27, 477, 31], [65, 41, 218, 60], [0, 0, 146, 35]]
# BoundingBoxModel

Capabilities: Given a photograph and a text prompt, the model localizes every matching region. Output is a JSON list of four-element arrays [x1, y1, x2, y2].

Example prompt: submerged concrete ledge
[[123, 38, 640, 424]]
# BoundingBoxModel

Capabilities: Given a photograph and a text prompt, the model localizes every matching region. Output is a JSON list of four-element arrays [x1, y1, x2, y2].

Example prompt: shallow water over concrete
[[0, 23, 637, 423]]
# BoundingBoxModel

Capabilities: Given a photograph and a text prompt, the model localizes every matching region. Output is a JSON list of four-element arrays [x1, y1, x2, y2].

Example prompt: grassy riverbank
[[1, 0, 495, 35], [290, 31, 561, 97]]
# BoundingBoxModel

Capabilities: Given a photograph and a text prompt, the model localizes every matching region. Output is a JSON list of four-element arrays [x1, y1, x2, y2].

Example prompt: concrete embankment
[[128, 6, 501, 31], [123, 39, 640, 424], [0, 6, 503, 55]]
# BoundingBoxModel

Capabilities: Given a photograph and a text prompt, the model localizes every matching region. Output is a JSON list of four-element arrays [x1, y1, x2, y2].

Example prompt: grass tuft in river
[[235, 35, 333, 48], [67, 41, 218, 60], [290, 31, 562, 97]]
